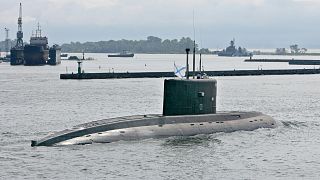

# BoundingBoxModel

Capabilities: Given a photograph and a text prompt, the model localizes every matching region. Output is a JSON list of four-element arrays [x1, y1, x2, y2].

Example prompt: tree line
[[60, 36, 212, 54]]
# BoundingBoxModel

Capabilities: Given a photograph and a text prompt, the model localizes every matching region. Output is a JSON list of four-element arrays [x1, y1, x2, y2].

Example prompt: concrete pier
[[60, 68, 320, 79], [245, 59, 320, 65], [289, 60, 320, 65], [244, 59, 290, 62]]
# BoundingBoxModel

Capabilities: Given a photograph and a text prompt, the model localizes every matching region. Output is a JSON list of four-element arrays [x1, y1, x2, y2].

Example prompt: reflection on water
[[281, 121, 308, 128], [162, 134, 222, 147]]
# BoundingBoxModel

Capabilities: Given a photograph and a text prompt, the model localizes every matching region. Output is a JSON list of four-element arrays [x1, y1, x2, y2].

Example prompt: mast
[[199, 53, 202, 74], [192, 10, 196, 79], [185, 48, 190, 79], [36, 22, 42, 37], [193, 40, 196, 79]]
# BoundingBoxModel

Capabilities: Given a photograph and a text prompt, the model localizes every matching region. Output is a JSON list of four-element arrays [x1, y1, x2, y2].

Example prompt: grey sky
[[1, 0, 320, 48]]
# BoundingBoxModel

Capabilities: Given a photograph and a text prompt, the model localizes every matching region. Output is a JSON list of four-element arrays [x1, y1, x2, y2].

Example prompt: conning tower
[[163, 48, 217, 116]]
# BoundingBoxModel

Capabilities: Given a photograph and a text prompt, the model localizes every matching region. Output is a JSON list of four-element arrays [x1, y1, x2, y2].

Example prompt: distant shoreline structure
[[55, 51, 320, 56], [59, 36, 320, 56], [2, 36, 320, 55], [60, 36, 211, 54]]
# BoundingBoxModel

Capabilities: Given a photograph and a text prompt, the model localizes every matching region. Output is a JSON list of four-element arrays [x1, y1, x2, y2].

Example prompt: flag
[[174, 62, 186, 78]]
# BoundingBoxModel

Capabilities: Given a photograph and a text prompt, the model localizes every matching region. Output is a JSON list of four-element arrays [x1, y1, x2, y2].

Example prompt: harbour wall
[[60, 68, 320, 79], [245, 59, 320, 65]]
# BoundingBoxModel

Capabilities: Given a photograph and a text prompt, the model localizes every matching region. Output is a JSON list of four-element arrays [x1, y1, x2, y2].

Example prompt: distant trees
[[61, 36, 211, 54], [290, 44, 299, 54], [290, 44, 307, 54], [300, 48, 308, 54], [275, 45, 308, 55]]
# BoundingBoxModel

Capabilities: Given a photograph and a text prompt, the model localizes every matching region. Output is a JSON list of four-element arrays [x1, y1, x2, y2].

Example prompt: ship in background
[[24, 25, 61, 66], [10, 3, 61, 66], [218, 39, 251, 57], [24, 24, 49, 66], [108, 50, 134, 57]]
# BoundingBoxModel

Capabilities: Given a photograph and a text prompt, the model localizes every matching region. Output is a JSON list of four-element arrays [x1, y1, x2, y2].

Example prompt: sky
[[1, 0, 320, 49]]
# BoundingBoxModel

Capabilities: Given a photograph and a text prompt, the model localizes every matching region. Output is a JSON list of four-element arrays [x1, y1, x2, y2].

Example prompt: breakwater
[[245, 59, 320, 65], [244, 59, 290, 62], [289, 60, 320, 65], [60, 68, 320, 79]]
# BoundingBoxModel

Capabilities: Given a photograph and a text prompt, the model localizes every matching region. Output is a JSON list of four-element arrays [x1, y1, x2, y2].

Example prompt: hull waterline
[[31, 111, 276, 146]]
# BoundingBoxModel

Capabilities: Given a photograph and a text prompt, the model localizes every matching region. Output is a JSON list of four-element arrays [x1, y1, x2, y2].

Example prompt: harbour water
[[1, 54, 320, 179]]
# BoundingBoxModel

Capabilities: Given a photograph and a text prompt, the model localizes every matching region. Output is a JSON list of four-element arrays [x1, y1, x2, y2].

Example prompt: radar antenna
[[192, 10, 196, 79]]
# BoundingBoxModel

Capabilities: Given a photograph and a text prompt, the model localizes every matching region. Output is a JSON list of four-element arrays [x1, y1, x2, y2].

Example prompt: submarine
[[31, 49, 276, 147]]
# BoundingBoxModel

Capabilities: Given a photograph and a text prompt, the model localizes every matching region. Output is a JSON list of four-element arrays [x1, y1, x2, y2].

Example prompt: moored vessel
[[218, 39, 251, 57], [108, 50, 134, 57], [24, 24, 49, 66], [61, 53, 68, 57], [9, 3, 62, 66]]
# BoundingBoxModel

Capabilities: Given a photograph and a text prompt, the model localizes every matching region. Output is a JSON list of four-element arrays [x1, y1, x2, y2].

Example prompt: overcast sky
[[1, 0, 320, 48]]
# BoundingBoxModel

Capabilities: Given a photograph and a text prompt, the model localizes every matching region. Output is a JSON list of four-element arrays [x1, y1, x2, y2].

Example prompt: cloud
[[47, 0, 118, 9], [1, 0, 320, 48]]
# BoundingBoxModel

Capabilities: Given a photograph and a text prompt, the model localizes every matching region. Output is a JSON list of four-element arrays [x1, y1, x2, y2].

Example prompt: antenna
[[39, 23, 42, 37], [193, 10, 196, 43], [36, 22, 42, 37], [192, 10, 196, 79], [199, 53, 202, 74], [185, 48, 190, 79], [196, 14, 204, 74]]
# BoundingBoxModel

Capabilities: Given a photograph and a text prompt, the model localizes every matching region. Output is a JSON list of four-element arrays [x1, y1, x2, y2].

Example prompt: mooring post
[[77, 61, 82, 74]]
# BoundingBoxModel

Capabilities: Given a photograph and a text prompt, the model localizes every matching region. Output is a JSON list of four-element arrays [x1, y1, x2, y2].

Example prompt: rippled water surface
[[1, 54, 320, 179]]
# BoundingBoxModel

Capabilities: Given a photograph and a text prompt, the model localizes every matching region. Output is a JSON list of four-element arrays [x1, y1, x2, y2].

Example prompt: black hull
[[24, 45, 48, 66], [218, 53, 250, 57], [108, 54, 134, 57], [10, 48, 24, 65]]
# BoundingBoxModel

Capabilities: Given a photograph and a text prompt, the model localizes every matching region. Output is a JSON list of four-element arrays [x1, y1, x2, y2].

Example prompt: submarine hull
[[31, 111, 276, 146]]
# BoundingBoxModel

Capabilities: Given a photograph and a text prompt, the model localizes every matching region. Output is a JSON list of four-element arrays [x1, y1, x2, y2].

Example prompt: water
[[1, 54, 320, 179]]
